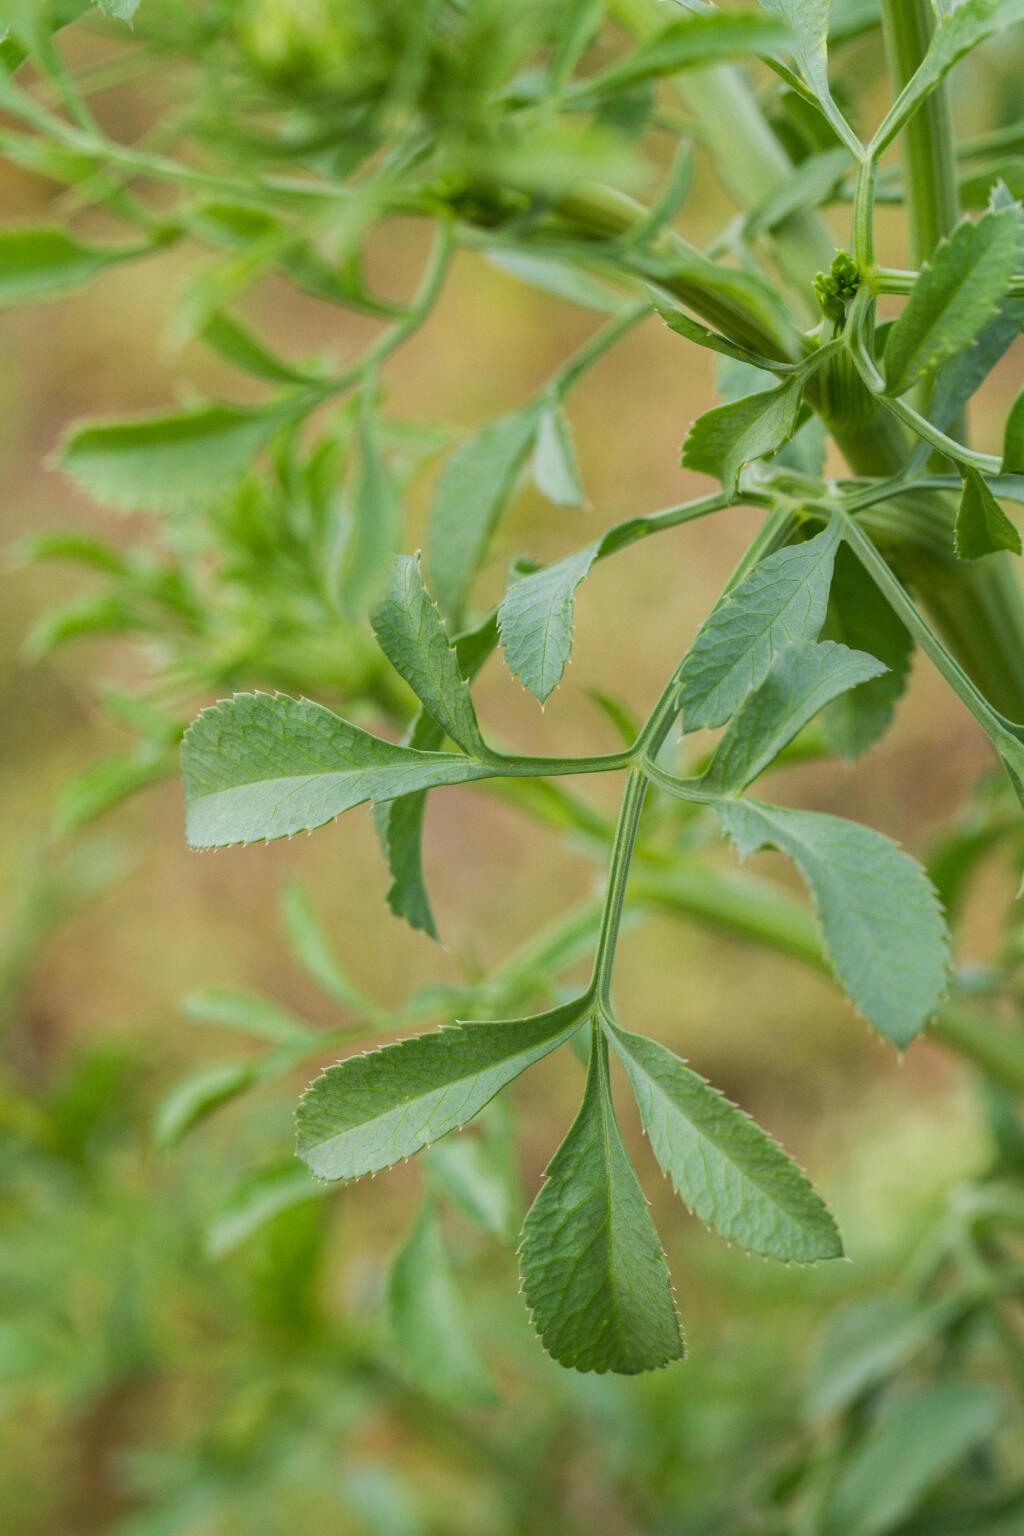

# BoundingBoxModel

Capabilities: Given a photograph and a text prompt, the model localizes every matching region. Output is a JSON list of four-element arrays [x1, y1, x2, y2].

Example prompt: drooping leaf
[[652, 291, 790, 370], [180, 987, 312, 1043], [532, 403, 585, 506], [759, 0, 832, 102], [955, 467, 1022, 558], [606, 1021, 842, 1262], [371, 555, 486, 753], [338, 409, 402, 619], [703, 640, 886, 793], [387, 1200, 496, 1406], [682, 375, 805, 496], [201, 311, 321, 386], [883, 206, 1023, 397], [498, 543, 599, 703], [882, 0, 1024, 146], [679, 520, 842, 730], [206, 1159, 326, 1259], [0, 225, 147, 306], [1002, 387, 1024, 472], [152, 1061, 255, 1150], [520, 1040, 684, 1375], [576, 9, 789, 96], [57, 402, 293, 513], [714, 799, 949, 1047], [822, 543, 913, 758], [821, 1383, 1001, 1536], [279, 877, 371, 1010], [181, 692, 491, 849], [296, 1000, 586, 1181], [427, 404, 540, 622]]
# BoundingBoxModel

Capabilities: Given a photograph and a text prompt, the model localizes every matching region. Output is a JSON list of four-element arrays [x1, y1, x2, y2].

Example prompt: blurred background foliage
[[2, 0, 1024, 1532]]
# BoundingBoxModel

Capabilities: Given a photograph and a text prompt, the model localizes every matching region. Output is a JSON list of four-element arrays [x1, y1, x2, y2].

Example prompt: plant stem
[[591, 769, 648, 1008]]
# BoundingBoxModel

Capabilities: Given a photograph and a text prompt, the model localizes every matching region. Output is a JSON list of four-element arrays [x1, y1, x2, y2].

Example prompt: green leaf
[[153, 1061, 255, 1150], [97, 0, 140, 19], [279, 877, 371, 1010], [387, 1200, 496, 1406], [682, 376, 804, 496], [0, 225, 146, 306], [577, 9, 789, 95], [339, 409, 402, 619], [498, 543, 598, 704], [882, 0, 1024, 147], [821, 1383, 1001, 1536], [1002, 387, 1024, 472], [759, 0, 832, 102], [714, 799, 949, 1047], [371, 555, 486, 754], [822, 543, 913, 758], [520, 1039, 684, 1375], [745, 147, 852, 235], [927, 298, 1024, 436], [200, 311, 320, 386], [180, 987, 312, 1043], [296, 1000, 585, 1181], [704, 641, 885, 793], [883, 207, 1023, 397], [652, 291, 790, 370], [206, 1159, 326, 1259], [426, 1123, 519, 1240], [606, 1021, 842, 1261], [485, 247, 623, 312], [806, 1292, 957, 1419], [956, 467, 1022, 558], [57, 402, 292, 514], [52, 747, 175, 836], [182, 692, 491, 849], [532, 404, 584, 507], [679, 521, 842, 730], [427, 404, 540, 622]]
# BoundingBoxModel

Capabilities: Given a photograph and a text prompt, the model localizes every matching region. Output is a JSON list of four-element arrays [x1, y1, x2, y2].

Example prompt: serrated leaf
[[679, 521, 842, 730], [682, 375, 804, 496], [153, 1061, 255, 1150], [57, 402, 292, 513], [884, 0, 1024, 142], [296, 1000, 585, 1181], [371, 555, 485, 753], [279, 877, 370, 1010], [498, 543, 598, 703], [387, 1200, 496, 1406], [822, 543, 912, 758], [759, 0, 832, 101], [0, 225, 145, 306], [578, 9, 789, 95], [821, 1383, 1001, 1536], [703, 641, 885, 792], [532, 404, 584, 507], [605, 1021, 842, 1261], [182, 692, 491, 849], [427, 404, 540, 622], [883, 207, 1023, 397], [339, 410, 402, 619], [714, 799, 949, 1047], [520, 1040, 684, 1375], [927, 298, 1024, 436], [1002, 387, 1024, 472], [956, 467, 1022, 558], [179, 987, 312, 1043], [206, 1159, 326, 1259]]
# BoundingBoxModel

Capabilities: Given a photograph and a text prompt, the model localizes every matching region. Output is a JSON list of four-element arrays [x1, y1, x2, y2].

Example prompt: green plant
[[7, 0, 1024, 1403]]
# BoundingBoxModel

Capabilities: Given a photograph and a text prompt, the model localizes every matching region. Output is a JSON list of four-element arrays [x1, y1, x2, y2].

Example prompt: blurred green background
[[2, 6, 1024, 1533]]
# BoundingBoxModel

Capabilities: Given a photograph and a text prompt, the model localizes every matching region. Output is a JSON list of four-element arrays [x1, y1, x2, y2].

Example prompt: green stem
[[591, 769, 648, 1008]]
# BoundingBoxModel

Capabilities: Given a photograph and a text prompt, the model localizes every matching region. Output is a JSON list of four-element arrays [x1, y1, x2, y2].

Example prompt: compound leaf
[[606, 1021, 842, 1262], [520, 1041, 684, 1375], [182, 692, 491, 849], [714, 799, 949, 1047], [296, 999, 586, 1181], [680, 521, 842, 730], [682, 375, 804, 496], [955, 467, 1021, 558], [883, 206, 1023, 397], [885, 0, 1024, 143], [371, 555, 485, 753], [704, 640, 886, 792]]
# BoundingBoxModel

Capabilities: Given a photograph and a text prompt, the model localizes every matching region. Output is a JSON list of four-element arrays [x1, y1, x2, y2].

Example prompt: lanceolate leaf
[[338, 410, 402, 619], [823, 543, 913, 758], [279, 877, 371, 1010], [206, 1160, 326, 1260], [296, 1000, 586, 1181], [883, 207, 1023, 397], [387, 1200, 496, 1406], [955, 468, 1022, 559], [371, 555, 486, 753], [652, 291, 791, 370], [679, 521, 842, 730], [57, 401, 294, 513], [427, 404, 540, 622], [714, 799, 949, 1047], [182, 692, 491, 849], [532, 404, 584, 506], [0, 225, 149, 305], [682, 376, 804, 496], [703, 641, 885, 793], [498, 543, 599, 703], [577, 9, 789, 95], [520, 1041, 684, 1374], [605, 1021, 842, 1262]]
